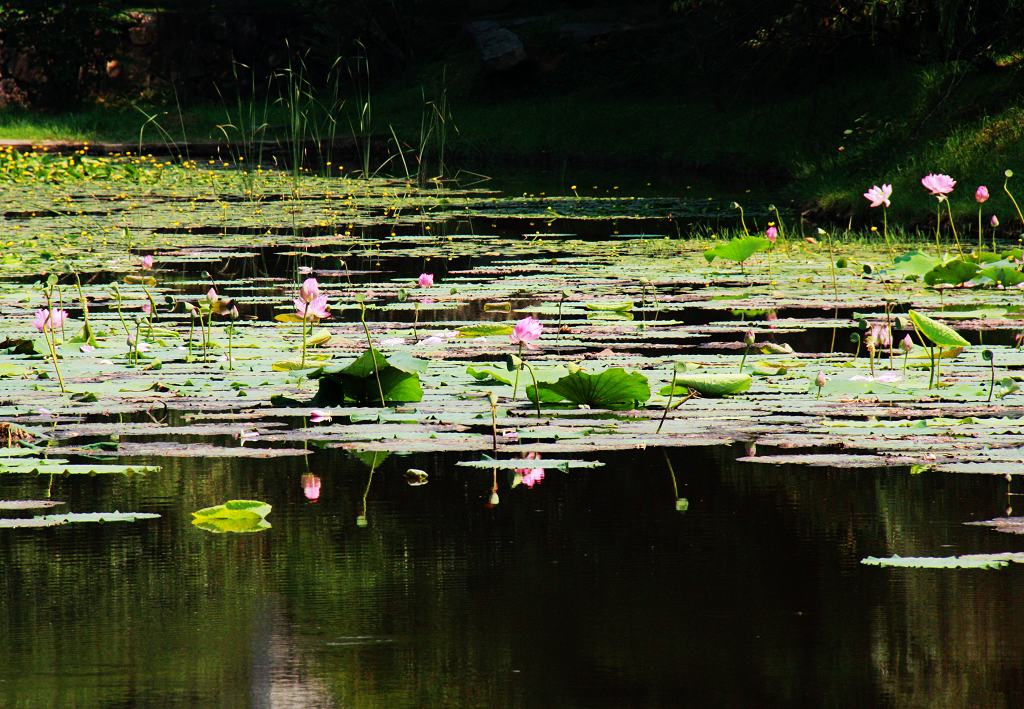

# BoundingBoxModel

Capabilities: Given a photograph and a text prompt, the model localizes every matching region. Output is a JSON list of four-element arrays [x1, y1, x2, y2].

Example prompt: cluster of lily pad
[[0, 156, 1022, 557]]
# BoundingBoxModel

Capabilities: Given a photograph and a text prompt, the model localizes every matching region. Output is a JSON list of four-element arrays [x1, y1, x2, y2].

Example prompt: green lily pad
[[661, 372, 752, 397], [192, 499, 271, 534]]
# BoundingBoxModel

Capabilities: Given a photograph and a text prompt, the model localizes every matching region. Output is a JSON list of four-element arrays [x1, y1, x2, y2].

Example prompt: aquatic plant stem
[[882, 207, 894, 262], [934, 203, 942, 257], [823, 230, 840, 353], [1004, 173, 1024, 227], [413, 302, 419, 341], [943, 198, 965, 259], [511, 343, 523, 400], [987, 353, 996, 403], [112, 285, 130, 336], [487, 394, 498, 457], [359, 301, 386, 406], [41, 326, 65, 394], [42, 290, 66, 393], [227, 323, 234, 370], [187, 311, 195, 362], [301, 302, 308, 368], [657, 367, 677, 434], [73, 273, 95, 345], [522, 359, 542, 420], [978, 206, 984, 250]]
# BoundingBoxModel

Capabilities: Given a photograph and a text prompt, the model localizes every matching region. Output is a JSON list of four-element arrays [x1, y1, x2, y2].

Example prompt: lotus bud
[[991, 214, 1000, 228], [743, 330, 756, 346], [815, 371, 827, 388], [900, 334, 914, 353], [487, 491, 500, 507]]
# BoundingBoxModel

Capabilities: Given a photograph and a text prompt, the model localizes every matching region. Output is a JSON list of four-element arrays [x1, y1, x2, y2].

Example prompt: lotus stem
[[1003, 172, 1024, 227], [42, 290, 66, 393], [522, 359, 542, 421], [943, 198, 965, 260], [823, 230, 839, 353], [657, 366, 678, 434], [187, 311, 195, 362], [986, 351, 995, 403], [113, 284, 130, 336], [487, 393, 498, 457], [882, 207, 894, 262], [934, 203, 942, 257], [359, 301, 386, 406], [734, 203, 749, 236], [227, 323, 234, 371], [132, 319, 141, 366], [511, 342, 523, 400], [413, 301, 419, 341], [978, 206, 984, 251], [301, 302, 308, 368], [73, 272, 95, 345]]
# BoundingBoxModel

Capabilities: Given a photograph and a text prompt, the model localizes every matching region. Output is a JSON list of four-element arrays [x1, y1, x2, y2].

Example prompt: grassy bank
[[4, 51, 1024, 226]]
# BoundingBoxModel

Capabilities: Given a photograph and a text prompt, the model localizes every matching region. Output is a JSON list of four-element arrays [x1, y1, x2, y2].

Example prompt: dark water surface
[[3, 446, 1024, 708]]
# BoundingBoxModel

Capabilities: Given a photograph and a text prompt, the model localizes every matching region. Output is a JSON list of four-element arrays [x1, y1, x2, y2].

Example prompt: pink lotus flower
[[992, 215, 1000, 228], [142, 303, 152, 315], [921, 173, 956, 197], [309, 409, 332, 423], [140, 255, 154, 270], [863, 184, 892, 208], [294, 294, 330, 321], [33, 308, 69, 332], [765, 226, 778, 243], [298, 278, 320, 303], [417, 273, 434, 288], [516, 452, 545, 488], [869, 322, 892, 349], [976, 185, 990, 203], [302, 473, 321, 502], [206, 288, 218, 303], [510, 316, 543, 348]]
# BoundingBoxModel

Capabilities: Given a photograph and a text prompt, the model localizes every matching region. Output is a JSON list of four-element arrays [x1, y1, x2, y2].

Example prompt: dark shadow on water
[[2, 446, 1024, 707]]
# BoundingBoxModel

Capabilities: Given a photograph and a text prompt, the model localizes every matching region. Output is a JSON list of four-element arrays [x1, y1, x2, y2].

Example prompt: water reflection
[[1, 447, 1024, 707]]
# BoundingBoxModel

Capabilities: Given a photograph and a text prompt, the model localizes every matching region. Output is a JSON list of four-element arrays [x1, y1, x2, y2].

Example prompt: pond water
[[3, 446, 1024, 708], [1, 160, 1024, 707]]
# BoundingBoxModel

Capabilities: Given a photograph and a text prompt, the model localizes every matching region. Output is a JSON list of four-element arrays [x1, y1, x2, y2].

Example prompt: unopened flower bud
[[815, 371, 827, 388]]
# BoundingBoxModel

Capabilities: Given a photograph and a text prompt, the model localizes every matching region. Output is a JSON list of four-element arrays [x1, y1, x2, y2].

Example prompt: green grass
[[4, 52, 1024, 225]]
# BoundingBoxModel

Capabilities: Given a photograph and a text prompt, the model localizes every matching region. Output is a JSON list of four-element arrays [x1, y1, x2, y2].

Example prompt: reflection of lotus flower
[[976, 186, 990, 203], [309, 409, 332, 423], [294, 294, 330, 321], [33, 308, 69, 332], [302, 473, 321, 502], [515, 452, 545, 488], [510, 316, 543, 347], [863, 184, 892, 208], [921, 173, 956, 197], [141, 255, 154, 270], [298, 278, 320, 303], [417, 273, 434, 288]]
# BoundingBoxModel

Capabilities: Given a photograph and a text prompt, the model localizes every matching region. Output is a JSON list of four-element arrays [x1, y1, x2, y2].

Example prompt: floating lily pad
[[192, 499, 272, 534]]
